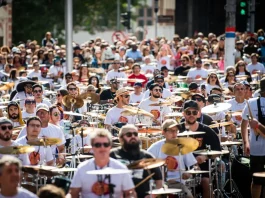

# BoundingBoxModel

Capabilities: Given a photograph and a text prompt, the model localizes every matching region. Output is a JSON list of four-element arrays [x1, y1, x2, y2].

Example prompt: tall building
[[0, 4, 12, 46]]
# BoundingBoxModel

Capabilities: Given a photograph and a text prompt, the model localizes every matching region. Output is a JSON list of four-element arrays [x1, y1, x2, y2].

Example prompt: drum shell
[[51, 176, 71, 194]]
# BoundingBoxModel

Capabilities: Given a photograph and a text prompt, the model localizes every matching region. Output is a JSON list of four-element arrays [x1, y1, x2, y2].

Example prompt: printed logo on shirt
[[161, 59, 167, 65], [196, 138, 203, 148], [166, 156, 178, 170], [235, 115, 242, 121], [92, 182, 109, 196], [195, 75, 201, 79], [118, 116, 128, 123], [29, 151, 40, 165], [150, 109, 160, 119], [252, 70, 258, 74]]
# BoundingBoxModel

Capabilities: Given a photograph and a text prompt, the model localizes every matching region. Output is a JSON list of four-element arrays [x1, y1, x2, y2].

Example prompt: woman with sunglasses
[[55, 89, 69, 110], [223, 71, 237, 88], [235, 60, 252, 82], [202, 72, 223, 95], [49, 106, 63, 126]]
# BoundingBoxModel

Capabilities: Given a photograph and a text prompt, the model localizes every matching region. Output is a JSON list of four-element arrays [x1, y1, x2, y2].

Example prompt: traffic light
[[121, 12, 131, 30], [239, 1, 247, 15]]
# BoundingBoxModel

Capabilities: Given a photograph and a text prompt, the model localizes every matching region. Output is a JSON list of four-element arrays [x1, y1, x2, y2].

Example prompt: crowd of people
[[0, 28, 264, 198]]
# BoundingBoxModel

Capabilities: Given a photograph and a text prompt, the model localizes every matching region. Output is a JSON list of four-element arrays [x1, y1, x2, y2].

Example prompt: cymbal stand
[[213, 157, 224, 198], [177, 145, 184, 193], [69, 127, 77, 178], [206, 145, 213, 198]]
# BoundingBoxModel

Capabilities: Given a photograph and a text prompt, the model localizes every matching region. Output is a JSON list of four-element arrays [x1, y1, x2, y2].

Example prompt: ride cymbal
[[62, 95, 84, 109], [0, 146, 35, 155], [27, 138, 62, 146], [201, 103, 231, 114], [209, 121, 234, 128], [127, 159, 165, 170]]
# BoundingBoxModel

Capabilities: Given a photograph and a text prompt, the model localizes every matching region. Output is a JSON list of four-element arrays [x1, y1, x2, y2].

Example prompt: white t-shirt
[[0, 188, 37, 198], [104, 106, 136, 125], [105, 70, 127, 81], [70, 134, 91, 153], [17, 123, 66, 155], [129, 93, 144, 103], [187, 68, 208, 81], [141, 64, 156, 74], [242, 97, 265, 156], [246, 62, 265, 74], [12, 92, 33, 109], [203, 84, 221, 95], [15, 136, 54, 165], [49, 65, 64, 76], [27, 70, 41, 79], [143, 88, 172, 99], [22, 111, 36, 119], [147, 139, 197, 182], [226, 98, 246, 126], [157, 56, 173, 70], [70, 158, 134, 198], [138, 98, 172, 126], [36, 98, 52, 107], [0, 142, 30, 165]]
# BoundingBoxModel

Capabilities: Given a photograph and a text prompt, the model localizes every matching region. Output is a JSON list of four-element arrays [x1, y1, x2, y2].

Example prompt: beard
[[9, 113, 18, 119], [123, 138, 141, 156], [153, 94, 160, 98], [187, 119, 196, 125], [0, 132, 12, 141]]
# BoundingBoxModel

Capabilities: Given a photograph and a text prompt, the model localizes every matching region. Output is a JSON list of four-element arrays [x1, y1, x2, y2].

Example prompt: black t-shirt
[[110, 147, 162, 197], [174, 65, 191, 76], [100, 89, 116, 101]]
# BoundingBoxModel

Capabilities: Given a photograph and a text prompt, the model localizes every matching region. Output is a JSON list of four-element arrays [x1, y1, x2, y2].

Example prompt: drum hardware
[[134, 173, 155, 188]]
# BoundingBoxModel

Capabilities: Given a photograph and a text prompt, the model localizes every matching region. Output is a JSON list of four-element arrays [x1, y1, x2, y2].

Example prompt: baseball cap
[[207, 94, 221, 103], [154, 75, 164, 81], [162, 119, 179, 131], [8, 101, 19, 109], [0, 117, 13, 126], [161, 66, 169, 71], [191, 93, 205, 103], [40, 67, 48, 73], [183, 100, 199, 110], [115, 87, 129, 99], [189, 82, 199, 90], [134, 82, 142, 87], [36, 104, 49, 112]]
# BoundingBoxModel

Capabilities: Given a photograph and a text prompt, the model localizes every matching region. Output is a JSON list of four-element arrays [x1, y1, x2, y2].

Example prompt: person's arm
[[241, 119, 250, 155], [69, 188, 81, 198], [123, 189, 137, 197], [46, 159, 54, 166], [249, 118, 265, 135]]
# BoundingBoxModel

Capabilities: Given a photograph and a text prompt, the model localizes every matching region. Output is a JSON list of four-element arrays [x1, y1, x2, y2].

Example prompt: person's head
[[241, 81, 252, 98], [183, 100, 201, 125], [162, 119, 180, 140], [188, 83, 200, 93], [144, 56, 151, 64], [207, 72, 221, 87], [180, 55, 190, 66], [66, 82, 78, 97], [133, 82, 142, 94], [149, 83, 163, 98], [191, 93, 205, 109], [250, 53, 259, 64], [130, 42, 138, 51], [37, 184, 65, 198], [7, 101, 20, 120], [119, 124, 140, 155], [110, 79, 120, 90], [65, 73, 73, 84], [88, 76, 99, 88], [235, 60, 247, 73], [161, 66, 169, 77], [24, 97, 36, 112], [233, 82, 246, 98], [195, 57, 203, 68], [126, 58, 134, 67], [87, 85, 97, 93], [112, 59, 121, 70], [154, 75, 164, 87], [32, 60, 39, 71], [0, 118, 13, 141], [203, 62, 211, 70], [32, 84, 43, 99], [23, 81, 34, 94], [36, 104, 50, 126], [56, 89, 68, 104], [248, 37, 255, 46], [224, 71, 236, 83], [115, 87, 130, 105], [132, 63, 141, 75], [26, 116, 42, 138], [0, 155, 22, 189], [49, 105, 61, 124], [90, 129, 112, 158], [206, 94, 221, 105], [40, 67, 49, 78]]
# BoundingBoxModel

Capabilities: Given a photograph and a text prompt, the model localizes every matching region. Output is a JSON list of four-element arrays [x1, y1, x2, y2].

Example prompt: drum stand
[[213, 157, 225, 198], [69, 127, 77, 178]]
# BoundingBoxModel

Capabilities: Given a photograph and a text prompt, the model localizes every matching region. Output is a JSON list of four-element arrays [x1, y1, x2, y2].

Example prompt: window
[[139, 8, 144, 16], [147, 20, 152, 25], [147, 8, 153, 17], [138, 20, 144, 26]]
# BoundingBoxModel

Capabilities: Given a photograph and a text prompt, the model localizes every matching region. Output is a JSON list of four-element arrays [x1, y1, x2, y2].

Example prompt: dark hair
[[66, 82, 77, 90], [210, 87, 222, 94], [149, 83, 163, 91], [88, 76, 99, 88], [58, 89, 68, 97], [32, 84, 43, 91], [224, 71, 236, 83], [37, 184, 65, 198], [9, 69, 17, 80], [26, 116, 42, 127], [49, 105, 59, 115]]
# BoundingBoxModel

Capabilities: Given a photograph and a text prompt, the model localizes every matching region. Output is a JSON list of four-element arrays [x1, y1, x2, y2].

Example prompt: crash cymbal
[[127, 159, 165, 170], [168, 71, 175, 75], [177, 131, 205, 137], [148, 188, 182, 195], [165, 96, 182, 102], [65, 154, 94, 160], [122, 106, 154, 118], [22, 165, 59, 177], [170, 106, 183, 109], [138, 128, 162, 134], [181, 92, 191, 99], [209, 121, 234, 128], [27, 138, 62, 146], [201, 103, 232, 114], [0, 146, 35, 155], [184, 169, 209, 174], [165, 112, 182, 118], [64, 111, 86, 117], [177, 76, 187, 79], [79, 92, 100, 104], [86, 168, 132, 175], [221, 141, 242, 146], [161, 137, 199, 156], [123, 86, 134, 91], [193, 149, 225, 155], [253, 172, 265, 178], [62, 95, 84, 109], [87, 67, 105, 74], [175, 88, 189, 92], [149, 101, 172, 106], [75, 127, 97, 135], [236, 75, 248, 79], [251, 74, 258, 78]]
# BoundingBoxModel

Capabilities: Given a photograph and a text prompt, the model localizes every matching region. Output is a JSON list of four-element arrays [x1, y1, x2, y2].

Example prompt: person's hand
[[249, 118, 259, 129], [196, 155, 207, 164], [182, 173, 191, 180], [244, 141, 250, 156], [107, 99, 114, 103]]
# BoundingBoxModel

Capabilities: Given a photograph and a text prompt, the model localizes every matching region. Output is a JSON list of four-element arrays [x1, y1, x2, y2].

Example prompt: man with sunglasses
[[187, 57, 208, 84], [105, 57, 127, 84], [69, 129, 136, 198], [15, 116, 54, 166], [100, 79, 119, 104], [22, 97, 36, 119], [7, 101, 25, 128], [32, 84, 52, 107], [139, 83, 172, 126], [148, 119, 196, 198], [178, 100, 221, 198], [105, 88, 136, 130], [110, 124, 162, 198], [0, 118, 30, 165]]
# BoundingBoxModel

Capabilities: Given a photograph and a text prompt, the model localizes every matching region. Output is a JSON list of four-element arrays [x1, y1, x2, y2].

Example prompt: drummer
[[7, 101, 25, 127], [104, 87, 136, 130], [69, 129, 136, 198], [110, 124, 162, 198], [15, 116, 54, 166], [178, 100, 222, 198], [0, 117, 30, 165], [100, 78, 119, 104], [147, 119, 196, 198]]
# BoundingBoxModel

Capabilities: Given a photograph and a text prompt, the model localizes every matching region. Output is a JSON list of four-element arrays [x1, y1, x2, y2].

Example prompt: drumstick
[[246, 101, 263, 137], [135, 173, 155, 188]]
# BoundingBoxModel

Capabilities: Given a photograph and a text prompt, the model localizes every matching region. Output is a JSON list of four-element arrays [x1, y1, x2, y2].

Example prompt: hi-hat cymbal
[[161, 137, 199, 156], [221, 141, 242, 146], [22, 165, 59, 177], [193, 149, 224, 155], [27, 138, 62, 146], [62, 95, 84, 109], [184, 169, 209, 174], [86, 168, 132, 175], [138, 128, 162, 134], [164, 112, 182, 118], [122, 105, 154, 118], [148, 188, 182, 195], [209, 121, 234, 128], [177, 131, 205, 137], [201, 103, 232, 114], [79, 92, 100, 104], [127, 159, 165, 170], [0, 146, 35, 155]]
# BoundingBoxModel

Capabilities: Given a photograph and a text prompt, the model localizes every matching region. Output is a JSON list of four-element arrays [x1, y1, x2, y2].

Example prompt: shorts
[[250, 155, 265, 185]]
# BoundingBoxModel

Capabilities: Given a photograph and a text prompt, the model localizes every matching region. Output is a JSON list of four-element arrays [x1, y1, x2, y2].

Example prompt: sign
[[158, 15, 174, 23], [112, 31, 126, 43]]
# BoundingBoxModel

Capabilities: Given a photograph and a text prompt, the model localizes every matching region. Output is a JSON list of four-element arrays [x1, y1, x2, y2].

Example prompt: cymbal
[[177, 76, 187, 79], [174, 88, 189, 92], [87, 67, 105, 74], [165, 96, 182, 102], [148, 188, 182, 195], [162, 137, 199, 155], [253, 172, 265, 178], [86, 168, 132, 175], [62, 95, 84, 109], [164, 112, 182, 118], [51, 168, 77, 172], [177, 131, 205, 137], [236, 75, 248, 79], [221, 141, 242, 146], [75, 127, 98, 135], [65, 154, 94, 160], [209, 121, 234, 128], [184, 169, 209, 174], [127, 78, 145, 83], [79, 92, 99, 104], [149, 101, 172, 106], [122, 105, 154, 118], [127, 159, 165, 170], [201, 103, 232, 114], [27, 137, 62, 146], [0, 106, 7, 109], [251, 73, 259, 78], [138, 128, 162, 134], [64, 111, 86, 117], [181, 92, 191, 100], [123, 86, 134, 91], [22, 165, 59, 177], [0, 146, 35, 155], [135, 123, 148, 127], [193, 149, 224, 155], [250, 81, 259, 85], [227, 111, 242, 116]]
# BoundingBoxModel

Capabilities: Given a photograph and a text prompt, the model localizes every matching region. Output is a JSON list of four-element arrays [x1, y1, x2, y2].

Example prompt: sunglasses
[[68, 88, 77, 91], [185, 110, 198, 116], [156, 80, 164, 83], [66, 77, 73, 79], [122, 95, 130, 98], [56, 94, 61, 97], [33, 90, 42, 93], [193, 98, 203, 102], [228, 75, 235, 77], [93, 142, 111, 148], [238, 64, 245, 67], [125, 132, 138, 137], [25, 101, 36, 104], [1, 125, 13, 131], [113, 62, 120, 64], [153, 89, 162, 93]]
